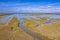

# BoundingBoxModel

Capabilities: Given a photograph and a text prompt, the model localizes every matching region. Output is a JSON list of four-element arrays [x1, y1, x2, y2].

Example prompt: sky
[[0, 0, 60, 13]]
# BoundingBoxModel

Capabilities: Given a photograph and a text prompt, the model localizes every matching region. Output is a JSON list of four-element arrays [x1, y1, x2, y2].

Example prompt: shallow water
[[0, 14, 60, 24]]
